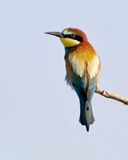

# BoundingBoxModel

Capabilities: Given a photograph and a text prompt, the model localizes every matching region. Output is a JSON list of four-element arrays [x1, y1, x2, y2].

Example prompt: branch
[[95, 88, 128, 105]]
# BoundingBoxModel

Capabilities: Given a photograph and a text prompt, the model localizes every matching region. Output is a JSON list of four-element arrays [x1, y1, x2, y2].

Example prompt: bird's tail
[[79, 100, 95, 132]]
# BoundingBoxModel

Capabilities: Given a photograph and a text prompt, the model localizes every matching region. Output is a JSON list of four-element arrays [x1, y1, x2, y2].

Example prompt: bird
[[45, 28, 101, 132]]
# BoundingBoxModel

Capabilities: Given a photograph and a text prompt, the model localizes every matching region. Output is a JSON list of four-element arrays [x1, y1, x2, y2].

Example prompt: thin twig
[[95, 88, 128, 105]]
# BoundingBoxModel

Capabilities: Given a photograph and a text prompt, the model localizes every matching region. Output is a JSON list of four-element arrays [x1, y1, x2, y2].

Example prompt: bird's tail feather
[[79, 101, 95, 131]]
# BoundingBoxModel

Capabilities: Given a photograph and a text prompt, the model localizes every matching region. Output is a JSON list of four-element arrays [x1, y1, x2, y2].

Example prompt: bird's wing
[[86, 54, 100, 101]]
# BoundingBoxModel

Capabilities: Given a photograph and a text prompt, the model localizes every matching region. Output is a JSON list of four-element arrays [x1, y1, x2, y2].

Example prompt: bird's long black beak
[[45, 32, 63, 38]]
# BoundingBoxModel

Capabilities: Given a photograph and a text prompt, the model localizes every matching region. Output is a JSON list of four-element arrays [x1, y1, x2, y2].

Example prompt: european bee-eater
[[45, 28, 101, 132]]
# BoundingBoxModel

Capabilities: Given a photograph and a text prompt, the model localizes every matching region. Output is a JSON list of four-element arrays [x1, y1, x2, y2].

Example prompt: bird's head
[[45, 28, 88, 48]]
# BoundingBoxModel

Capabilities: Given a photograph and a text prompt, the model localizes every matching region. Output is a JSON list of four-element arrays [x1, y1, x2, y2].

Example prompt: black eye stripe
[[63, 34, 83, 42], [73, 35, 83, 42]]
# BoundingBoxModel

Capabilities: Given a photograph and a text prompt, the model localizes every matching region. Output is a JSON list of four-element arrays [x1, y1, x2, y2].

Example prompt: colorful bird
[[45, 28, 101, 131]]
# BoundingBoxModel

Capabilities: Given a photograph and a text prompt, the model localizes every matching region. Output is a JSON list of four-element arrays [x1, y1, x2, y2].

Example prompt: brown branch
[[95, 88, 128, 105]]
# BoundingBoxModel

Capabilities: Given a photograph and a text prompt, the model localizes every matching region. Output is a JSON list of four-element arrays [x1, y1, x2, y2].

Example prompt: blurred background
[[0, 0, 128, 159]]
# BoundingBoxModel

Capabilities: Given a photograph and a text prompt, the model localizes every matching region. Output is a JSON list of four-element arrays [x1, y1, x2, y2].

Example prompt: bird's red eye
[[71, 34, 76, 39]]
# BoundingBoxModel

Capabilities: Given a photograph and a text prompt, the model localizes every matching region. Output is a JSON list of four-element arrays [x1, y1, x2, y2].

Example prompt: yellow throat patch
[[60, 38, 80, 47]]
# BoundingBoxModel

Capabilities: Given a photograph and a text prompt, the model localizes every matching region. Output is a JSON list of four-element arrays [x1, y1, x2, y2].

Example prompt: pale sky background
[[0, 0, 128, 160]]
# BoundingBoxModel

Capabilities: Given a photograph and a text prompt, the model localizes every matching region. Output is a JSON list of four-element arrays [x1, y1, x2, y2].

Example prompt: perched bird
[[45, 28, 101, 131]]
